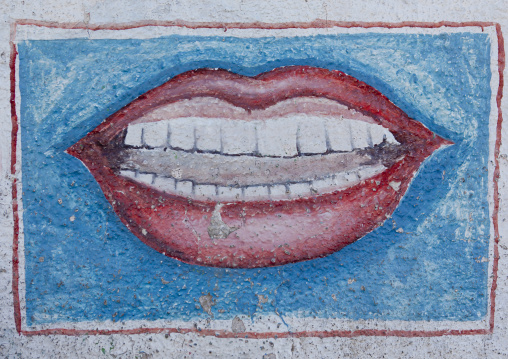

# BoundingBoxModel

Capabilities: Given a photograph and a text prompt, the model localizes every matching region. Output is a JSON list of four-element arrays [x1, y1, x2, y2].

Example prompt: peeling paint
[[231, 316, 246, 333], [207, 203, 238, 240], [199, 294, 216, 317], [389, 181, 401, 191]]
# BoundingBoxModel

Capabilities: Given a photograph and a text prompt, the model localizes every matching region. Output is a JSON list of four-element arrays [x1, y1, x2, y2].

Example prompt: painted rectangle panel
[[10, 21, 502, 338]]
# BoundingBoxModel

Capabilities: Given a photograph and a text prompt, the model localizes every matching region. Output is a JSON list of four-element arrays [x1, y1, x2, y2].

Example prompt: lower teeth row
[[119, 164, 386, 201]]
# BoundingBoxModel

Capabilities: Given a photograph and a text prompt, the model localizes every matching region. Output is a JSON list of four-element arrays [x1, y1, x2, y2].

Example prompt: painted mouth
[[115, 97, 401, 201], [68, 66, 452, 268]]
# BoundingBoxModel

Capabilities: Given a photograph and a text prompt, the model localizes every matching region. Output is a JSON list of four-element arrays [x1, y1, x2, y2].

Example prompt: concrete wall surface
[[1, 0, 508, 358]]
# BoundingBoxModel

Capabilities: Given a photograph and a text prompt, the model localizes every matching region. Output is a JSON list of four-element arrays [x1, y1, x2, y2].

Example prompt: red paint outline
[[9, 19, 503, 337]]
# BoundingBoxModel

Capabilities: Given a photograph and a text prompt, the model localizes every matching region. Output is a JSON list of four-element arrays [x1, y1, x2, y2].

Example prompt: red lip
[[67, 66, 452, 268]]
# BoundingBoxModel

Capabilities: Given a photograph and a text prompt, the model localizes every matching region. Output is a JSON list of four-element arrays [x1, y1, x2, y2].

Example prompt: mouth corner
[[435, 134, 455, 149], [66, 138, 90, 162], [65, 143, 80, 159], [440, 138, 455, 147]]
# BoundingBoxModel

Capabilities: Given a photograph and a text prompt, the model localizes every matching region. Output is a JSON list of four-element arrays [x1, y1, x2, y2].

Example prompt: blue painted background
[[18, 32, 492, 327]]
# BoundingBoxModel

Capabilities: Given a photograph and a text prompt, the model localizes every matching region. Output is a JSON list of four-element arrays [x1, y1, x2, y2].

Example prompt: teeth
[[288, 183, 311, 197], [124, 123, 144, 147], [118, 163, 386, 202], [121, 112, 396, 202], [195, 118, 222, 152], [387, 132, 398, 144], [143, 121, 169, 148], [358, 164, 386, 180], [176, 180, 193, 195], [269, 184, 289, 199], [350, 121, 370, 149], [124, 116, 398, 155], [120, 169, 137, 180], [244, 185, 269, 199], [153, 176, 176, 193], [221, 121, 257, 155], [369, 124, 386, 146], [169, 119, 195, 151], [368, 123, 399, 146], [343, 171, 360, 183], [217, 186, 243, 200], [257, 118, 298, 157], [120, 170, 154, 185], [311, 176, 343, 192], [136, 172, 154, 185], [297, 117, 328, 154], [194, 184, 217, 199], [325, 118, 353, 152]]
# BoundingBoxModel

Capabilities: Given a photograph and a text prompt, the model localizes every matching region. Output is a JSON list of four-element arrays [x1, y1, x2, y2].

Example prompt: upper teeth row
[[124, 115, 398, 157], [119, 164, 386, 202]]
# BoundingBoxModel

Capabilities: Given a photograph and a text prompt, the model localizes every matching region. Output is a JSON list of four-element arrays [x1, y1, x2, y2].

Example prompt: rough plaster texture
[[1, 0, 508, 358]]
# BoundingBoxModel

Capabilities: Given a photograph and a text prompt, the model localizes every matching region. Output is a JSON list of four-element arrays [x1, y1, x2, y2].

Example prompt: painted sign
[[10, 21, 502, 337]]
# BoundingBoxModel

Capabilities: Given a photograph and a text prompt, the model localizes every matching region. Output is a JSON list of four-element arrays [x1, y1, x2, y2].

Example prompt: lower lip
[[68, 66, 450, 268], [88, 155, 421, 268]]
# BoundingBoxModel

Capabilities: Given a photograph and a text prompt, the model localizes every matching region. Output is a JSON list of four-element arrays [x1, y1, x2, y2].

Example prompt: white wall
[[0, 0, 507, 357]]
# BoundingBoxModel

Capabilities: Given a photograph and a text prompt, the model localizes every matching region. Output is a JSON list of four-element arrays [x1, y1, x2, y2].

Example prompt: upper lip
[[67, 66, 452, 268]]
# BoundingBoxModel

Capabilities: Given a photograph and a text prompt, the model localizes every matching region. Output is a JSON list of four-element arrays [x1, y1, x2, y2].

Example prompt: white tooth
[[350, 121, 370, 149], [333, 172, 354, 189], [124, 123, 144, 147], [169, 118, 195, 150], [153, 176, 176, 193], [325, 118, 353, 152], [343, 171, 360, 183], [269, 184, 289, 199], [369, 123, 386, 146], [288, 183, 311, 197], [119, 169, 137, 180], [297, 118, 327, 154], [143, 121, 169, 148], [257, 118, 298, 157], [217, 186, 243, 201], [194, 184, 217, 199], [176, 180, 193, 195], [312, 176, 339, 192], [195, 118, 222, 152], [221, 121, 257, 155], [244, 185, 269, 199], [384, 129, 399, 145], [136, 172, 154, 185], [358, 165, 386, 180]]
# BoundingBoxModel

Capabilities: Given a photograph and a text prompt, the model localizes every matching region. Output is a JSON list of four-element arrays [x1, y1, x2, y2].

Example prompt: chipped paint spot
[[199, 293, 216, 317], [171, 168, 182, 179], [231, 316, 246, 333], [207, 203, 238, 240], [389, 181, 401, 191], [257, 294, 268, 309]]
